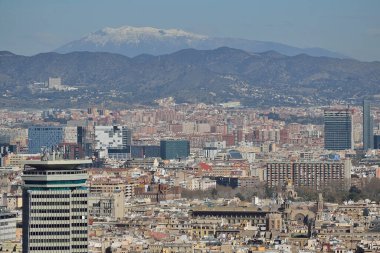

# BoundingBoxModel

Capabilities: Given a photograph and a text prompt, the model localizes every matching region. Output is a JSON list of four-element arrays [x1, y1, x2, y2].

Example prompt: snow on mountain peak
[[84, 25, 208, 45], [56, 25, 348, 59]]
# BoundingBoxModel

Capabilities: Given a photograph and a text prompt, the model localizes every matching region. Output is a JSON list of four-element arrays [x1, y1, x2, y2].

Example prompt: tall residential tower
[[22, 158, 92, 253]]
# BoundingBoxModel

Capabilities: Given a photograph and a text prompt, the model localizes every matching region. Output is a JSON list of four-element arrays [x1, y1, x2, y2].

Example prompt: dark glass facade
[[363, 100, 374, 150], [108, 145, 160, 158], [160, 140, 190, 160], [374, 135, 380, 149], [324, 109, 353, 150]]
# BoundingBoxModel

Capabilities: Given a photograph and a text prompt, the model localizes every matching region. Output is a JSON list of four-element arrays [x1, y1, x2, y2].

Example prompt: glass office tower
[[28, 126, 64, 154], [324, 109, 353, 150], [363, 100, 374, 150]]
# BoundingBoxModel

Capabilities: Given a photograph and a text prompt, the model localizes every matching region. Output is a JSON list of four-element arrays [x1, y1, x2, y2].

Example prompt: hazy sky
[[1, 0, 380, 61]]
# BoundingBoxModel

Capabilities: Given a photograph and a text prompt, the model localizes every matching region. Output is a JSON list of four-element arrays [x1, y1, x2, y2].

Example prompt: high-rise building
[[28, 126, 80, 154], [67, 120, 95, 157], [160, 140, 190, 160], [28, 126, 64, 153], [324, 109, 353, 150], [363, 100, 374, 150], [22, 159, 91, 253], [266, 160, 352, 190], [94, 126, 132, 151]]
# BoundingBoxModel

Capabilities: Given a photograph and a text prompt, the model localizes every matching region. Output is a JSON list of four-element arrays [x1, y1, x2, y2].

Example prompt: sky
[[1, 0, 380, 61]]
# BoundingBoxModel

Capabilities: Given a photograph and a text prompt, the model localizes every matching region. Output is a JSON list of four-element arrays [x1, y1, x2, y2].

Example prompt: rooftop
[[24, 159, 92, 170]]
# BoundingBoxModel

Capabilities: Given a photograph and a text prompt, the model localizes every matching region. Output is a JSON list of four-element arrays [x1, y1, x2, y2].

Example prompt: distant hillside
[[0, 48, 379, 109], [56, 25, 348, 58]]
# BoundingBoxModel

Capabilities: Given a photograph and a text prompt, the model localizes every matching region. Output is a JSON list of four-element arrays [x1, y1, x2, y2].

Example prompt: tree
[[296, 186, 318, 201], [348, 186, 363, 201], [361, 178, 380, 202]]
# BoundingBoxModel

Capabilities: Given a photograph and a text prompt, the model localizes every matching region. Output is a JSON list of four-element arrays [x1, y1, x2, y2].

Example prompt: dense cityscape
[[2, 1, 380, 253], [1, 93, 380, 252]]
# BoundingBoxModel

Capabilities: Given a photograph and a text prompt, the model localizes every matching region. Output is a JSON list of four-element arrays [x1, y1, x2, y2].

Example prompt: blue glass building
[[28, 126, 64, 153], [374, 135, 380, 149]]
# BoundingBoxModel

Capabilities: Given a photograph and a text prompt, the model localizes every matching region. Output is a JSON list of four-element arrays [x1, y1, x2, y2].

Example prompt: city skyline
[[2, 1, 380, 252]]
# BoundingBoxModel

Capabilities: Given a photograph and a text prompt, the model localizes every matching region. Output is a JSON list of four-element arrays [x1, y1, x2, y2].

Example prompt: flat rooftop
[[191, 206, 272, 213], [24, 159, 92, 170]]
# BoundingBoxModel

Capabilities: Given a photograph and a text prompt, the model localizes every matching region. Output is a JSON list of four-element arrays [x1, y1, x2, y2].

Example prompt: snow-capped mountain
[[56, 25, 347, 58], [83, 26, 208, 46]]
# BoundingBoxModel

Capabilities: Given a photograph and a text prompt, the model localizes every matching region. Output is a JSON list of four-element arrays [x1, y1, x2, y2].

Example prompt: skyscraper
[[324, 109, 353, 150], [22, 158, 92, 253], [94, 125, 132, 150], [363, 100, 374, 150]]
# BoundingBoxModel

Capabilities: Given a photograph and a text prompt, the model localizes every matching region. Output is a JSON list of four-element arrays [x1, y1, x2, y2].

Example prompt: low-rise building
[[0, 207, 17, 242]]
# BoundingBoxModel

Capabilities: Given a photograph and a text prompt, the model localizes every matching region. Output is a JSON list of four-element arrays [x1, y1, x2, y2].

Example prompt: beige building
[[266, 160, 352, 189], [90, 180, 127, 196], [3, 154, 40, 169], [3, 194, 22, 210], [88, 191, 125, 220]]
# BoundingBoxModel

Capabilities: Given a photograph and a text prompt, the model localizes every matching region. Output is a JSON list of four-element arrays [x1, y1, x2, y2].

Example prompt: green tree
[[348, 186, 363, 201]]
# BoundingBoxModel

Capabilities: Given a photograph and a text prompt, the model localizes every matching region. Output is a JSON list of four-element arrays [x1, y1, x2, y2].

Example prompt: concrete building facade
[[266, 160, 352, 190], [22, 159, 91, 253], [0, 207, 16, 242], [94, 126, 132, 151]]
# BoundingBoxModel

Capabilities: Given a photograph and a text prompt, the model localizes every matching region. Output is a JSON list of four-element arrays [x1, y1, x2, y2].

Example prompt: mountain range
[[56, 26, 348, 59], [0, 48, 379, 109]]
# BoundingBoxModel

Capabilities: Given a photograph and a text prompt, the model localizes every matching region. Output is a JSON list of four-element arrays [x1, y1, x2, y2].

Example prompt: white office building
[[94, 125, 132, 150]]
